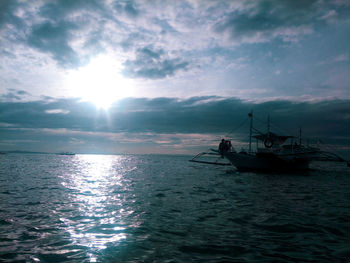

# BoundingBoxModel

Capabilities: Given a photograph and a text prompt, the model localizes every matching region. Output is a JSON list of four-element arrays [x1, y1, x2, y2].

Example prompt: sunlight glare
[[66, 55, 134, 109], [59, 154, 129, 252]]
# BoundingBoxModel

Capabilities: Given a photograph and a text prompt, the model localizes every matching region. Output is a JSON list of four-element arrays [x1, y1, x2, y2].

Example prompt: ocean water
[[1, 154, 350, 262]]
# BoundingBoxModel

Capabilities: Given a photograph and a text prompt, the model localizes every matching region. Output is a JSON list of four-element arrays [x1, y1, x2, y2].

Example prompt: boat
[[190, 112, 350, 172], [57, 152, 75, 156]]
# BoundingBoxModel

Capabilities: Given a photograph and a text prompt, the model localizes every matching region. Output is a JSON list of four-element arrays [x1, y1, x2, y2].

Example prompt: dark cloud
[[27, 21, 80, 67], [1, 96, 350, 154], [122, 47, 189, 79], [120, 32, 146, 51], [0, 0, 21, 28], [16, 90, 28, 95], [1, 96, 349, 140], [139, 47, 163, 59], [0, 98, 100, 131], [0, 0, 106, 68], [0, 89, 30, 102], [1, 92, 22, 101], [38, 0, 102, 19], [213, 0, 350, 43], [26, 0, 107, 67], [114, 0, 139, 17], [152, 17, 179, 35]]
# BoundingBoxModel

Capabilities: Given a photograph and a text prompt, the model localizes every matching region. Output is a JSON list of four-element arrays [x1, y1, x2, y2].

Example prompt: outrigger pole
[[189, 150, 231, 166]]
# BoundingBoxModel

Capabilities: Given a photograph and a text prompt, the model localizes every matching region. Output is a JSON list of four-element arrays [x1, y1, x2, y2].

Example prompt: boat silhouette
[[190, 112, 350, 172]]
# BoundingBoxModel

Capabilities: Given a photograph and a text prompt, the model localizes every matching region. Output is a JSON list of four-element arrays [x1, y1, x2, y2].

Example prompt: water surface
[[1, 154, 350, 262]]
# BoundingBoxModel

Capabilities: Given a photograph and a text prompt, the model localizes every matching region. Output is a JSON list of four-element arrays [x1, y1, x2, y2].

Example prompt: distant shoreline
[[0, 151, 194, 157]]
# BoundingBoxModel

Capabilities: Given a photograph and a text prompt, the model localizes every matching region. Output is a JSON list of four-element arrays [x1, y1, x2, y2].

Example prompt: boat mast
[[299, 127, 302, 145], [249, 111, 253, 153]]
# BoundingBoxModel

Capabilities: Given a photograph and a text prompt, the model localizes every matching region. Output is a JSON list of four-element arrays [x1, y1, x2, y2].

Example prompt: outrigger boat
[[190, 112, 350, 172], [57, 152, 76, 156]]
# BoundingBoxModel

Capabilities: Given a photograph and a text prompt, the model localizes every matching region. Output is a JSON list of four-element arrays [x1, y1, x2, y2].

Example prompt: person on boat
[[219, 139, 226, 157], [226, 140, 232, 152]]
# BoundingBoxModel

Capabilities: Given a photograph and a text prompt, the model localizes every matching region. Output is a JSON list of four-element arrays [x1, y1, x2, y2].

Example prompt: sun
[[65, 55, 134, 109]]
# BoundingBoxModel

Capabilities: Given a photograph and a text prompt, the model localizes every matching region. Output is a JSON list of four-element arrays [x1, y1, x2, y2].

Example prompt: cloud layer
[[1, 0, 349, 80], [1, 95, 349, 154]]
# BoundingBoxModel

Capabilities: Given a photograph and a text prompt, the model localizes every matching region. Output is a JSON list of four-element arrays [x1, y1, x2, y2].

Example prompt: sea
[[1, 153, 350, 263]]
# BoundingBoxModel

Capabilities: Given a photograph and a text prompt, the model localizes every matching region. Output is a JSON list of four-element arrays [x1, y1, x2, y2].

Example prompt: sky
[[0, 0, 350, 155]]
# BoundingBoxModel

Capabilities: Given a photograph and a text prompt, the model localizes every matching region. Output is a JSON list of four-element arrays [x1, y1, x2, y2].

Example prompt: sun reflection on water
[[58, 154, 138, 259]]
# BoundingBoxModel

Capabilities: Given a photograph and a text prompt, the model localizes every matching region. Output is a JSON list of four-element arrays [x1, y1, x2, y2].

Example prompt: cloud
[[122, 47, 189, 79], [38, 0, 102, 19], [0, 0, 108, 68], [1, 0, 349, 74], [320, 10, 337, 21], [212, 0, 349, 43], [0, 0, 16, 27], [1, 96, 349, 154], [114, 0, 139, 17], [25, 0, 109, 67], [0, 0, 195, 73], [0, 95, 349, 136], [0, 0, 349, 104], [0, 89, 30, 102], [45, 109, 70, 114], [27, 21, 80, 67], [333, 54, 349, 62]]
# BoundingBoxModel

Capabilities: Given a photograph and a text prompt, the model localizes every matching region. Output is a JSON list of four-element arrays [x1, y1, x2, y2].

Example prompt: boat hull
[[224, 152, 309, 172]]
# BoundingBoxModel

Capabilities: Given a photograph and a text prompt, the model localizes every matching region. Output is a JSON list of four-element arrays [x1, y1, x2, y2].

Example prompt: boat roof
[[253, 132, 294, 143]]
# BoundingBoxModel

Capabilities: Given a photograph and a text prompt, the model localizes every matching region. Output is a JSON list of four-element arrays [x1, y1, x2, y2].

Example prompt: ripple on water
[[1, 154, 350, 262]]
